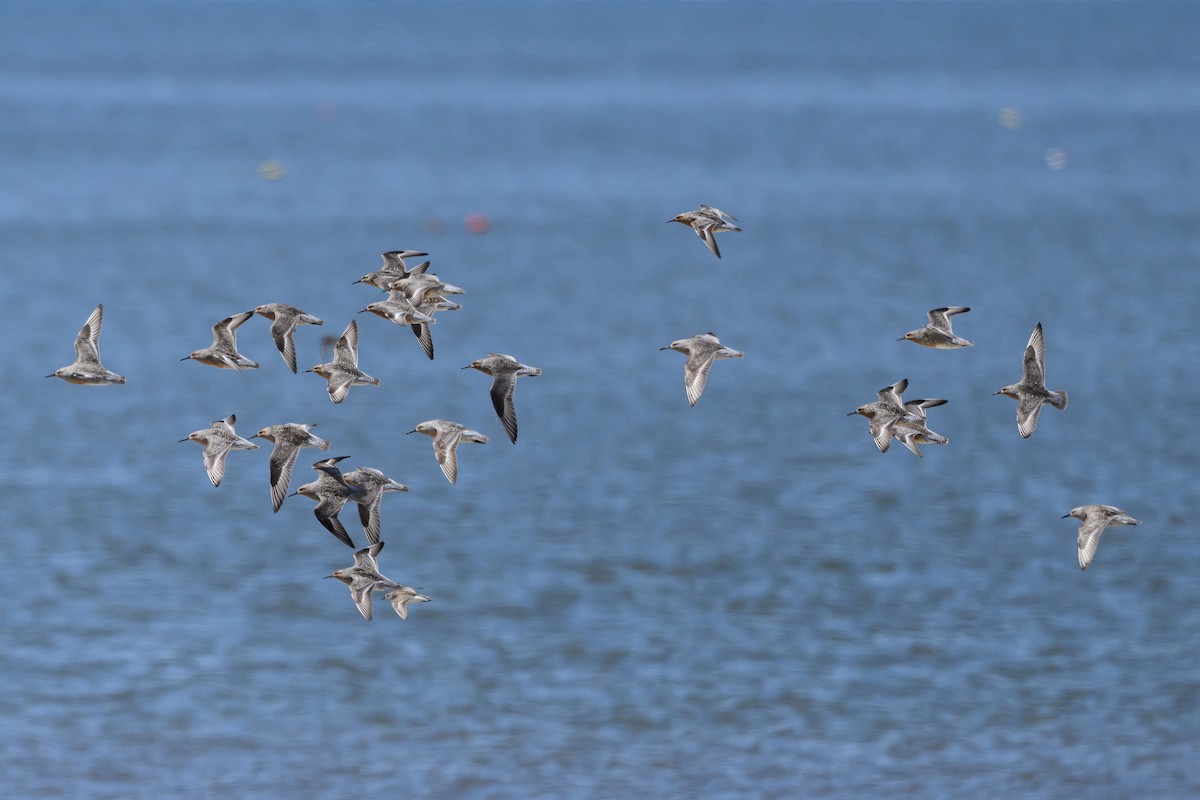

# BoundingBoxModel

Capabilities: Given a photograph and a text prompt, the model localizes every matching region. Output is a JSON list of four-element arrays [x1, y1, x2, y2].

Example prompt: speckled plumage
[[181, 311, 259, 370], [994, 322, 1068, 438], [341, 466, 409, 545], [179, 414, 259, 487], [252, 423, 331, 512], [253, 303, 324, 373], [463, 353, 542, 443], [327, 541, 429, 621], [47, 304, 127, 385], [292, 456, 365, 548], [669, 204, 742, 258], [305, 319, 378, 403], [660, 332, 743, 407], [1062, 505, 1142, 570], [899, 306, 973, 349], [407, 419, 488, 485]]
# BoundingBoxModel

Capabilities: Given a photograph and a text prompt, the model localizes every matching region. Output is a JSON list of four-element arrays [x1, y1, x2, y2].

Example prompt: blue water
[[2, 1, 1198, 797]]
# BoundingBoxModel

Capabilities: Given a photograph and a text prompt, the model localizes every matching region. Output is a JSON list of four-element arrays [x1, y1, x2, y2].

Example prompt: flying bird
[[994, 322, 1068, 438], [898, 307, 973, 349], [669, 204, 742, 258], [47, 304, 126, 385], [660, 332, 744, 406], [1062, 505, 1142, 570], [179, 414, 259, 487], [463, 353, 542, 443], [304, 319, 379, 403], [252, 303, 324, 373], [251, 423, 331, 512], [180, 311, 259, 370], [407, 419, 488, 485], [292, 456, 364, 548]]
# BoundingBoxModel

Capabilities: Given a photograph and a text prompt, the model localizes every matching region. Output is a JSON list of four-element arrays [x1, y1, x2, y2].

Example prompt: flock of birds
[[846, 292, 1139, 570], [665, 205, 1142, 571], [46, 247, 547, 622], [850, 318, 1069, 456], [46, 204, 1143, 624]]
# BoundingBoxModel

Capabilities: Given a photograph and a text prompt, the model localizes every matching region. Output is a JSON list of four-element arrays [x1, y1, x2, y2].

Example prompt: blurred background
[[1, 1, 1198, 797]]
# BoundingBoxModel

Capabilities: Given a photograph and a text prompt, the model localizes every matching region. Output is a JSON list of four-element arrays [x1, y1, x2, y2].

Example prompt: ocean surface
[[1, 1, 1198, 797]]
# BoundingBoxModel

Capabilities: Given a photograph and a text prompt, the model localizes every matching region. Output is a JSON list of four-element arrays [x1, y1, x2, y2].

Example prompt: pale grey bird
[[385, 271, 466, 305], [326, 541, 427, 621], [384, 586, 431, 620], [463, 353, 542, 443], [181, 311, 259, 370], [848, 378, 910, 451], [660, 332, 744, 407], [850, 380, 947, 456], [899, 307, 973, 349], [327, 542, 387, 620], [669, 204, 742, 258], [252, 303, 325, 373], [47, 304, 127, 385], [1062, 505, 1142, 570], [994, 322, 1068, 438], [886, 399, 950, 458], [291, 456, 363, 548], [179, 413, 259, 487], [407, 419, 488, 485], [251, 423, 332, 512], [342, 466, 409, 545], [304, 319, 379, 404], [854, 376, 907, 448], [359, 291, 434, 329], [352, 251, 429, 289]]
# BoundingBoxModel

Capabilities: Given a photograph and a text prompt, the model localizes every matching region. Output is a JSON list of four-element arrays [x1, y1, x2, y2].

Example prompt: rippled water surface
[[2, 2, 1198, 797]]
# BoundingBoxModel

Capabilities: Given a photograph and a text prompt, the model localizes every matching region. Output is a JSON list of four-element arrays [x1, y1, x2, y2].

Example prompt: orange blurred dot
[[464, 213, 490, 234]]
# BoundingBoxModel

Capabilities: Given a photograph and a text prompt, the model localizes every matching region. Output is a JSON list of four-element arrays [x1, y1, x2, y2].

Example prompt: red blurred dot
[[464, 213, 490, 234]]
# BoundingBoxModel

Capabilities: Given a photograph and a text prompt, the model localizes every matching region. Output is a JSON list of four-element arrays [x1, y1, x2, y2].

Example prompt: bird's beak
[[991, 390, 1002, 396], [460, 365, 471, 370], [846, 411, 858, 416], [44, 374, 54, 379], [895, 337, 907, 341], [178, 437, 189, 443], [1060, 513, 1071, 518], [405, 429, 417, 435], [180, 355, 190, 361], [351, 278, 362, 285]]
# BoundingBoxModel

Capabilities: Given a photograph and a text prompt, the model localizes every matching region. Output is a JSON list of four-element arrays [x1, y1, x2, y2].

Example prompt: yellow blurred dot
[[998, 107, 1022, 130], [258, 160, 286, 181]]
